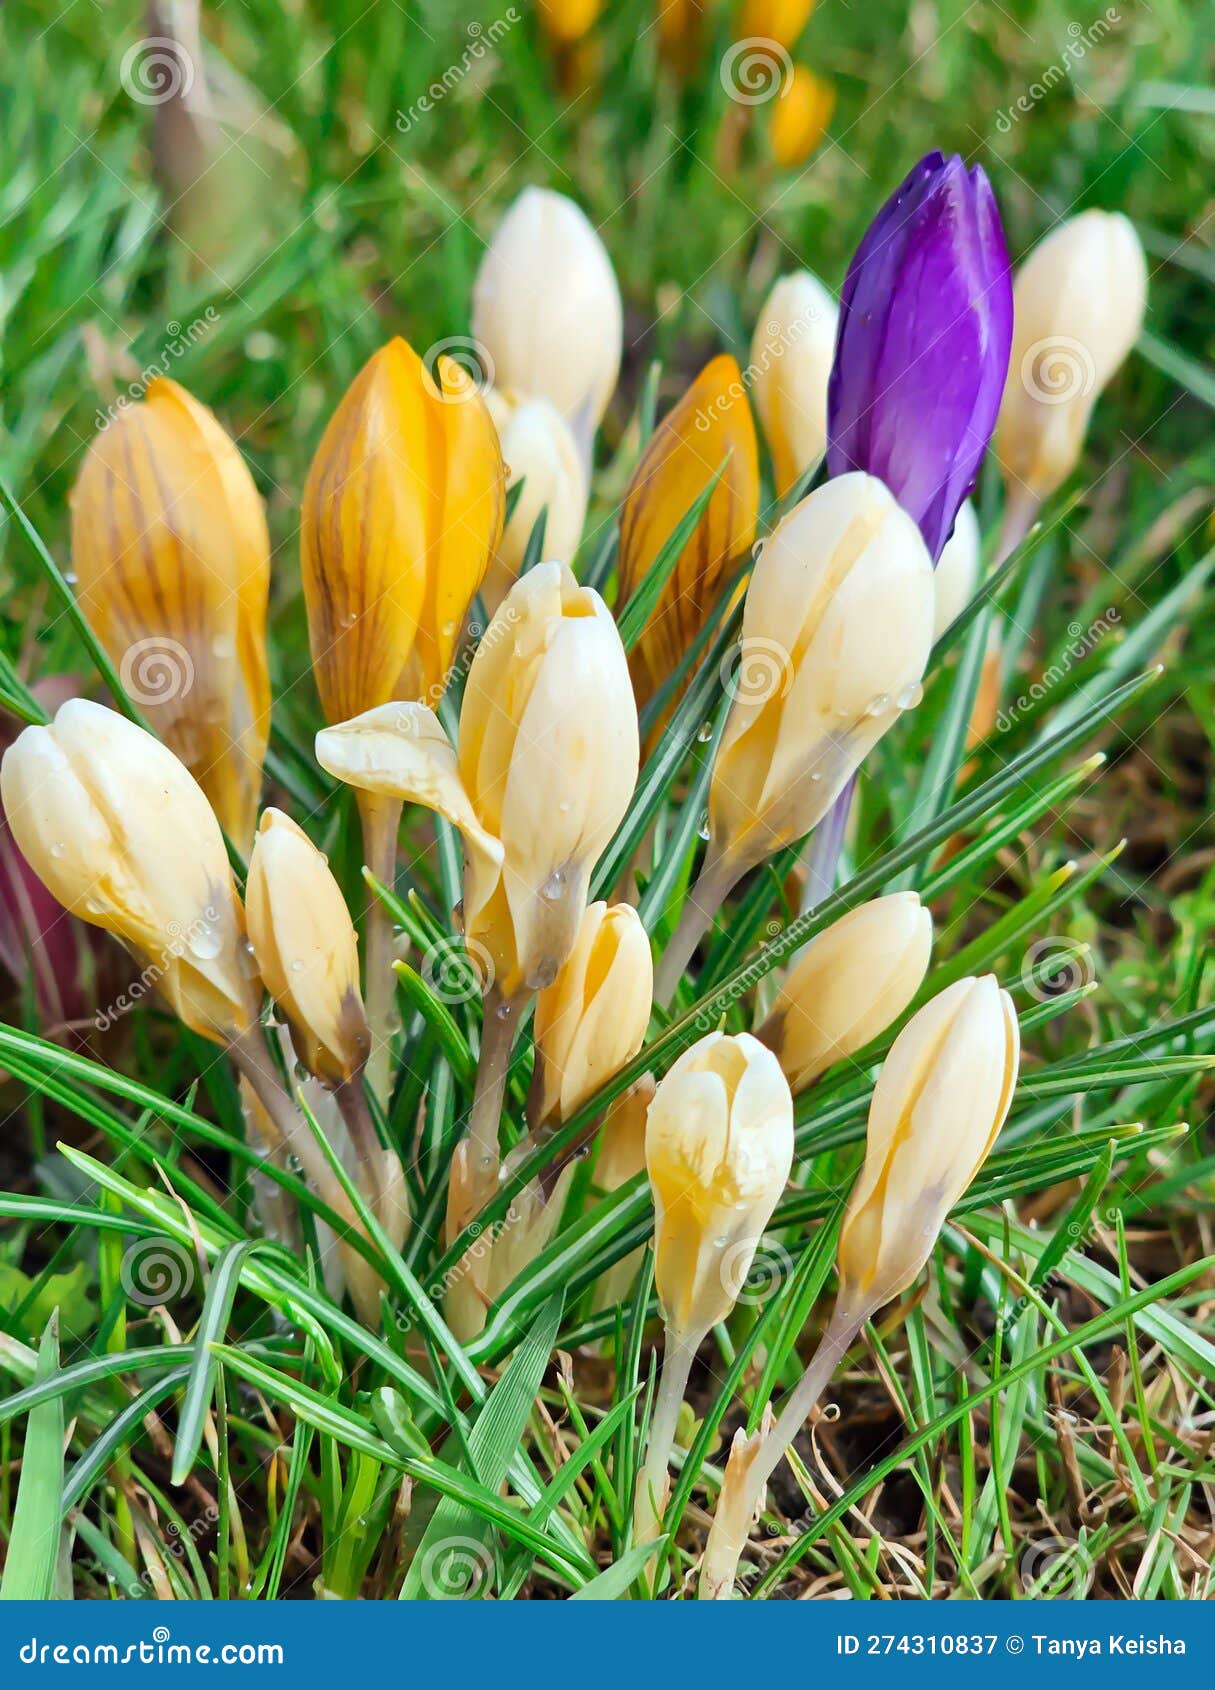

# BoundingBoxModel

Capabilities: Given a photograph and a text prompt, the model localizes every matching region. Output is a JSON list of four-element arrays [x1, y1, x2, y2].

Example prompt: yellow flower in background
[[646, 1030, 793, 1342], [300, 336, 505, 725], [749, 270, 839, 498], [70, 376, 270, 851], [0, 699, 258, 1043], [315, 561, 640, 1004], [617, 354, 759, 712], [483, 390, 588, 615], [657, 0, 713, 78], [769, 66, 833, 169], [758, 892, 932, 1091], [530, 900, 653, 1127], [538, 0, 601, 46], [736, 0, 815, 48], [837, 975, 1019, 1313], [245, 808, 370, 1085]]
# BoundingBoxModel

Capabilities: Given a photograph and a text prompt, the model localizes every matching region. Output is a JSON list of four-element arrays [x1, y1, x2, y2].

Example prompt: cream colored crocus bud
[[750, 271, 839, 499], [997, 211, 1147, 517], [933, 498, 980, 641], [759, 892, 932, 1092], [634, 1031, 793, 1548], [838, 974, 1019, 1315], [0, 699, 258, 1043], [531, 901, 652, 1128], [472, 188, 623, 464], [245, 808, 369, 1085], [647, 1031, 793, 1341], [483, 391, 588, 615], [710, 473, 933, 889], [316, 560, 639, 1004]]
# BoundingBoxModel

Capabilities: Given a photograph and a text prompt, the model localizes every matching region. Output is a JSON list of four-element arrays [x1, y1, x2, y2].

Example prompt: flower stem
[[228, 1029, 358, 1232], [653, 854, 738, 1007], [698, 1299, 867, 1600], [356, 790, 402, 1105], [633, 1325, 702, 1553], [442, 987, 522, 1341], [333, 1072, 385, 1212]]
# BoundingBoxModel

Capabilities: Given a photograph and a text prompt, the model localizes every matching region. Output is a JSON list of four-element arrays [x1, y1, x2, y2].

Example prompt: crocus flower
[[483, 391, 587, 615], [768, 66, 834, 170], [71, 377, 271, 850], [750, 270, 839, 498], [617, 354, 759, 716], [997, 210, 1148, 525], [0, 700, 258, 1044], [472, 189, 622, 468], [826, 151, 1013, 563]]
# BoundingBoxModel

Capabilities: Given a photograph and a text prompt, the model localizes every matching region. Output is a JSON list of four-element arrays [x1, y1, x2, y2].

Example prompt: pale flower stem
[[632, 1325, 702, 1551], [333, 1072, 385, 1215], [995, 490, 1041, 569], [699, 1299, 868, 1600], [654, 855, 739, 1007], [228, 1029, 359, 1232], [468, 988, 521, 1183], [356, 790, 403, 1105]]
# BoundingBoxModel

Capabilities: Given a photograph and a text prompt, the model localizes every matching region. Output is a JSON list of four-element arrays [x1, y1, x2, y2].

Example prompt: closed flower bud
[[769, 66, 834, 170], [827, 152, 1013, 562], [997, 210, 1148, 510], [483, 391, 588, 615], [707, 473, 934, 884], [750, 271, 839, 498], [618, 355, 759, 711], [933, 498, 981, 640], [737, 0, 815, 48], [759, 892, 932, 1091], [0, 700, 258, 1043], [472, 189, 623, 464], [245, 808, 369, 1084], [316, 561, 639, 1001], [301, 337, 505, 725], [531, 901, 653, 1127], [837, 975, 1019, 1313], [646, 1031, 793, 1340], [71, 377, 270, 850]]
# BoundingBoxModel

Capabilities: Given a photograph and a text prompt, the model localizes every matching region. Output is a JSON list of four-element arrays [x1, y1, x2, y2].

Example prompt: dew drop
[[188, 923, 222, 961], [697, 810, 711, 841], [541, 867, 566, 902], [896, 681, 924, 711]]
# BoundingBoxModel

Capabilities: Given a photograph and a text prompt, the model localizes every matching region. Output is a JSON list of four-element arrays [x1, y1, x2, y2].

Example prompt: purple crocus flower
[[826, 151, 1013, 563]]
